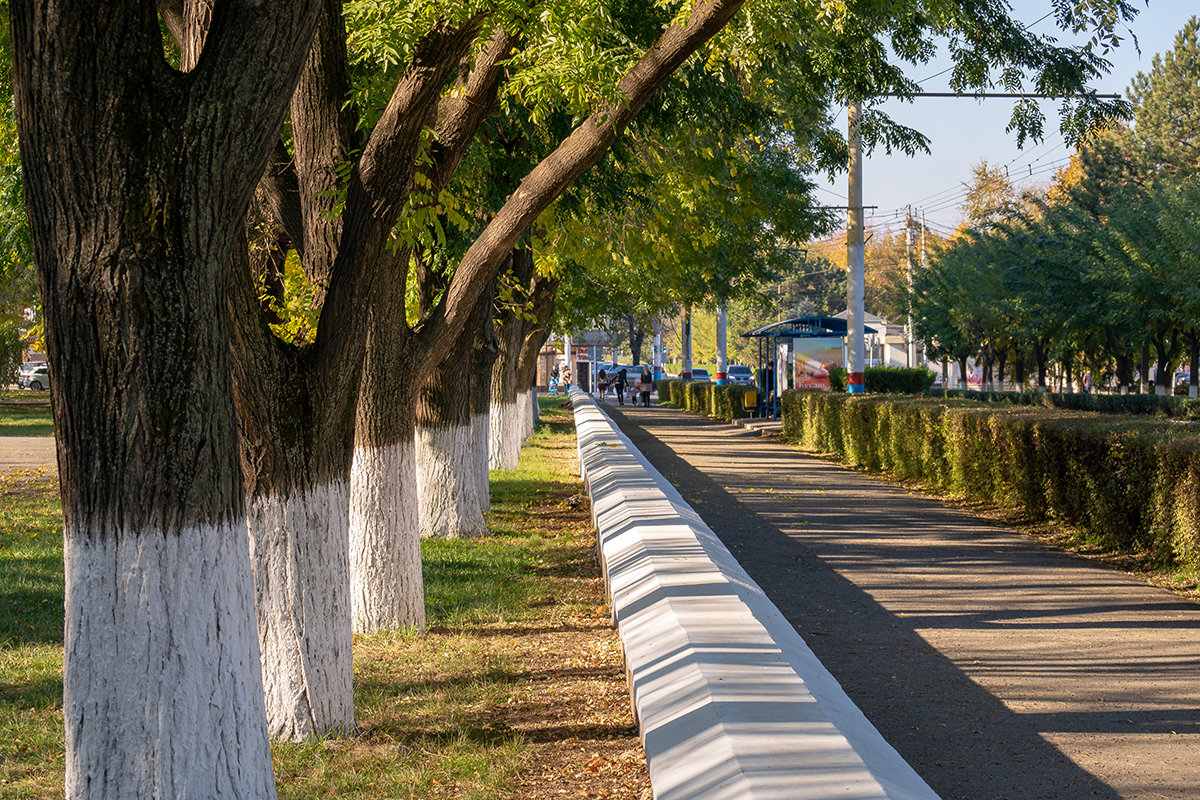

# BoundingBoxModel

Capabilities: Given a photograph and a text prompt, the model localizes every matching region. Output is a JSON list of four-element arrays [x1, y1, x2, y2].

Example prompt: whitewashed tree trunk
[[520, 388, 535, 442], [417, 424, 487, 538], [248, 484, 355, 741], [349, 441, 425, 631], [64, 520, 276, 799], [488, 400, 520, 470], [472, 412, 492, 512]]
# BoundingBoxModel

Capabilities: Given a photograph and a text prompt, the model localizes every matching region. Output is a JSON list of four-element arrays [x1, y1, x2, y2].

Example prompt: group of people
[[597, 365, 654, 407]]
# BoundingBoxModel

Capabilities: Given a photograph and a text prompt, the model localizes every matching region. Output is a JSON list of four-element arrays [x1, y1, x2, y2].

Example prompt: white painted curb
[[571, 389, 940, 800]]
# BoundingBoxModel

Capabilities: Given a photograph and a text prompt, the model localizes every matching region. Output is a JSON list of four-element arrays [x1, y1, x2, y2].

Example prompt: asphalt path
[[605, 402, 1200, 800]]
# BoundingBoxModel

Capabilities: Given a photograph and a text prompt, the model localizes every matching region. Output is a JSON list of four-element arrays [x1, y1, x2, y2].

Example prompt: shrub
[[865, 366, 935, 394], [780, 390, 1200, 569], [684, 380, 711, 416], [710, 384, 756, 420], [667, 380, 687, 407], [926, 388, 1194, 417], [828, 367, 847, 392]]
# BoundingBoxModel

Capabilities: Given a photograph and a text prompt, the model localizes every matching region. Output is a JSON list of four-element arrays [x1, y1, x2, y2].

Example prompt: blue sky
[[812, 1, 1197, 239]]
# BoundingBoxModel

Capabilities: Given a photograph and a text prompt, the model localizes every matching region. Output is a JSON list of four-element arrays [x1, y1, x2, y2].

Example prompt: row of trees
[[914, 18, 1200, 396], [4, 0, 1140, 796]]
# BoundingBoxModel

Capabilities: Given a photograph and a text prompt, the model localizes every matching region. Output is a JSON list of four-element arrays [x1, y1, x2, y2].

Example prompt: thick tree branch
[[290, 0, 361, 290], [357, 18, 486, 200], [429, 26, 520, 192], [309, 19, 484, 383], [429, 0, 746, 361], [184, 0, 323, 212]]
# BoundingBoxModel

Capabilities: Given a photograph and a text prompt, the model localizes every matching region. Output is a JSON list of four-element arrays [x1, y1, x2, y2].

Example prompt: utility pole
[[681, 306, 693, 380], [846, 100, 866, 393], [920, 209, 928, 269], [652, 321, 663, 381], [716, 302, 728, 384], [905, 205, 915, 368]]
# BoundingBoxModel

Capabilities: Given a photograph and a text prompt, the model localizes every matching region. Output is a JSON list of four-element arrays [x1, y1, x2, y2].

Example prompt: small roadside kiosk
[[741, 315, 877, 417]]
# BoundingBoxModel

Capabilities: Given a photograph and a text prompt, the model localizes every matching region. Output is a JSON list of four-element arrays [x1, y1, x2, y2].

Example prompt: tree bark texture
[[349, 264, 426, 631], [11, 2, 322, 795], [416, 280, 495, 539], [469, 298, 500, 512], [490, 250, 536, 470]]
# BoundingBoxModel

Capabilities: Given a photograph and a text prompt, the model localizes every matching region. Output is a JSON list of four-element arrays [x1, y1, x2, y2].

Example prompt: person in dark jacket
[[614, 368, 628, 405]]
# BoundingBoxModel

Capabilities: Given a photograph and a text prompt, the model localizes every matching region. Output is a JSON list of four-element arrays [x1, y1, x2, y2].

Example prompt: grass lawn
[[0, 404, 54, 437], [0, 396, 648, 799]]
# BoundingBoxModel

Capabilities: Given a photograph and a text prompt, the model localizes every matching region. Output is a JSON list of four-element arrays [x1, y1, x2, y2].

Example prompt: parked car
[[726, 364, 754, 385], [689, 367, 710, 381], [22, 364, 49, 391]]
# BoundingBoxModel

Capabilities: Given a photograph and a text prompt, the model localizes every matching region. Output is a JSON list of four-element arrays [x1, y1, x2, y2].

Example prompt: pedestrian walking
[[640, 365, 653, 407], [597, 368, 608, 401], [614, 368, 628, 406]]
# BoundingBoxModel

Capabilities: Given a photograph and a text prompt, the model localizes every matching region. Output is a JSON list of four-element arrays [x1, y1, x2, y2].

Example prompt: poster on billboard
[[792, 336, 844, 391]]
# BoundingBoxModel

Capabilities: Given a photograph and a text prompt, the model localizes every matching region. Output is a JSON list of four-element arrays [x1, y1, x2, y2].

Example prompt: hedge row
[[927, 388, 1200, 418], [781, 389, 1200, 568], [828, 366, 934, 393], [657, 379, 758, 421]]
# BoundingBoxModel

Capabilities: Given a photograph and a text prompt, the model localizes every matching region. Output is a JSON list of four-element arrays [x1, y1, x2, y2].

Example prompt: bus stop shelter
[[741, 315, 876, 417]]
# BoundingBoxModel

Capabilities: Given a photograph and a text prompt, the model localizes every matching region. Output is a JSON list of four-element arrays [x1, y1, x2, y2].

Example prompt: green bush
[[709, 384, 757, 421], [828, 367, 847, 392], [684, 380, 711, 416], [865, 366, 935, 394], [780, 389, 1200, 568], [667, 379, 686, 407], [927, 388, 1196, 417], [655, 379, 674, 403]]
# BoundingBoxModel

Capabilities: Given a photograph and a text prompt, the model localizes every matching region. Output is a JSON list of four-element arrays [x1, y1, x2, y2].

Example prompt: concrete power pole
[[716, 302, 728, 385], [846, 100, 866, 393], [905, 205, 915, 368], [653, 321, 663, 381], [681, 306, 693, 380], [921, 209, 928, 269]]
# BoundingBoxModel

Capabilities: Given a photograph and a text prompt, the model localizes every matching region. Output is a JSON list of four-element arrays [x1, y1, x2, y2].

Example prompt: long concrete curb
[[571, 389, 940, 800]]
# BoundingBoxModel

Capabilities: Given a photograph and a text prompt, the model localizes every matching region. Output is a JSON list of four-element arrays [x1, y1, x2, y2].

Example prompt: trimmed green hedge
[[654, 379, 757, 420], [684, 381, 710, 416], [821, 366, 933, 394], [867, 366, 936, 393], [927, 388, 1200, 418], [781, 389, 1200, 568], [710, 384, 757, 420]]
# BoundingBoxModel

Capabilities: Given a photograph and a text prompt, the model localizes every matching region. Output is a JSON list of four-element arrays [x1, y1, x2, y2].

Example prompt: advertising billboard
[[792, 336, 843, 391]]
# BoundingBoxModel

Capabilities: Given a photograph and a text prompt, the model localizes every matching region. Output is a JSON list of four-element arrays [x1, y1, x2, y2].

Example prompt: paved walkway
[[0, 435, 56, 474], [606, 403, 1200, 800]]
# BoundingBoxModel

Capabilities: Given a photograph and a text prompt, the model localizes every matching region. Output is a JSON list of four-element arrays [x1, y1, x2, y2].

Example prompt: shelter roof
[[741, 315, 877, 339]]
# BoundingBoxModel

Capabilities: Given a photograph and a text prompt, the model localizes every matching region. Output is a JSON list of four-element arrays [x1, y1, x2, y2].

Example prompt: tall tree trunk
[[996, 348, 1008, 391], [12, 1, 323, 794], [626, 313, 647, 365], [349, 260, 425, 631], [1116, 350, 1133, 394], [1153, 332, 1180, 396], [1189, 332, 1199, 399], [490, 250, 535, 470], [956, 356, 969, 390], [229, 241, 358, 741], [1013, 351, 1026, 389], [416, 281, 495, 539], [1035, 340, 1048, 392], [1140, 343, 1151, 394], [470, 304, 500, 513]]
